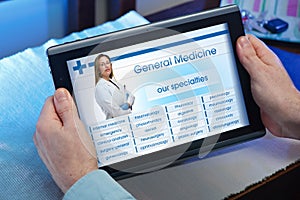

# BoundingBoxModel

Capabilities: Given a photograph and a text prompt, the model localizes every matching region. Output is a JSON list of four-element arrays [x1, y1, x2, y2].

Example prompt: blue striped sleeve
[[63, 170, 135, 200]]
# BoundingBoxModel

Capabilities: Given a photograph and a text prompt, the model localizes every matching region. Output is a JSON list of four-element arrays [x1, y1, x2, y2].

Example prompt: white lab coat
[[95, 78, 135, 119]]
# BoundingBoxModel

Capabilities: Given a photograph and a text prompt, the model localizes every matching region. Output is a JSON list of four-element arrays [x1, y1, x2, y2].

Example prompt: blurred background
[[0, 0, 299, 59], [0, 0, 219, 59]]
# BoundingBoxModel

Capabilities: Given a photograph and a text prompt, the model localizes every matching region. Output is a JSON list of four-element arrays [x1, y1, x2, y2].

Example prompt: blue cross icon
[[73, 60, 95, 74], [73, 60, 86, 74]]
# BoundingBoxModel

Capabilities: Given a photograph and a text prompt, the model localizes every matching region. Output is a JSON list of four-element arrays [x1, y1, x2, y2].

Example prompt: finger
[[34, 95, 60, 171], [33, 132, 47, 163], [38, 96, 55, 121], [236, 35, 265, 76], [53, 88, 78, 128], [36, 96, 62, 132], [247, 34, 282, 67], [33, 131, 54, 174]]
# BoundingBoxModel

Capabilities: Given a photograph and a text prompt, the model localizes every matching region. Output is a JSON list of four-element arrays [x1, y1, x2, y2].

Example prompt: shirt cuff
[[63, 170, 135, 200]]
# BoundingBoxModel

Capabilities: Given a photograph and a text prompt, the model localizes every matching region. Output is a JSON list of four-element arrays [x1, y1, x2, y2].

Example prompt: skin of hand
[[33, 88, 98, 193], [236, 34, 300, 139]]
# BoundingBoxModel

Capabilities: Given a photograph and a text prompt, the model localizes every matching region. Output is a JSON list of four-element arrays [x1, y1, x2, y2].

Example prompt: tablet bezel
[[47, 5, 265, 179]]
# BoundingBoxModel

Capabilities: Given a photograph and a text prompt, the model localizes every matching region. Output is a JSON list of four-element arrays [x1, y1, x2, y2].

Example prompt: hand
[[120, 103, 130, 110], [236, 34, 300, 139], [33, 88, 98, 193]]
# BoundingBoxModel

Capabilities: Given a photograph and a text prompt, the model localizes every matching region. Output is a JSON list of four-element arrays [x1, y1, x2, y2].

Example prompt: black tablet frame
[[47, 5, 265, 179]]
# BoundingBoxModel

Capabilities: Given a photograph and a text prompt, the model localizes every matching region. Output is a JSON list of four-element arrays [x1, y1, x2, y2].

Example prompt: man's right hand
[[236, 34, 300, 139]]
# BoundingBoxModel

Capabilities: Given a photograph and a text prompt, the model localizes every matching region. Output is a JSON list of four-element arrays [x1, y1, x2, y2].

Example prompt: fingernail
[[55, 89, 69, 102], [238, 36, 250, 48]]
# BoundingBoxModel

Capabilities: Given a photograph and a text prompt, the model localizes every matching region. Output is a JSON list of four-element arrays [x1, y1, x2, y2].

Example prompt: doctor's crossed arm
[[95, 79, 132, 118]]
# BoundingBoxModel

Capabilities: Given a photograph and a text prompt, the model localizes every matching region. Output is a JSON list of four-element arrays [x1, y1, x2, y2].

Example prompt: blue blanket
[[0, 10, 299, 200], [0, 11, 149, 200]]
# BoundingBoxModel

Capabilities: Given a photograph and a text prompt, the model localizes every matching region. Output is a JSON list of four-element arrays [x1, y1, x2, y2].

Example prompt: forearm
[[96, 98, 131, 117], [111, 105, 131, 117]]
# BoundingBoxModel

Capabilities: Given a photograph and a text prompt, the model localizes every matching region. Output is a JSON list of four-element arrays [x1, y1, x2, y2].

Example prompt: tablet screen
[[48, 5, 264, 177], [66, 22, 249, 168]]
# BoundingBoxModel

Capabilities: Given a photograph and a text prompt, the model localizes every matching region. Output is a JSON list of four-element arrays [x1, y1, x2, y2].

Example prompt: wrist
[[281, 89, 300, 139], [63, 167, 99, 193], [63, 170, 135, 200], [61, 160, 98, 193]]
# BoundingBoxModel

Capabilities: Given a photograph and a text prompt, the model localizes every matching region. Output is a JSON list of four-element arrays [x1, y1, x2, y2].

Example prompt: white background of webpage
[[67, 23, 249, 167]]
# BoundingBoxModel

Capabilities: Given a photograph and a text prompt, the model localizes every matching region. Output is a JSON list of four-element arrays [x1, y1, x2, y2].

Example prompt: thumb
[[53, 88, 77, 127], [236, 35, 263, 76]]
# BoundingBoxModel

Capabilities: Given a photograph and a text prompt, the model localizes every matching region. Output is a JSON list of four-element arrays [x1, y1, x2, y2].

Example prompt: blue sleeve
[[63, 170, 135, 200]]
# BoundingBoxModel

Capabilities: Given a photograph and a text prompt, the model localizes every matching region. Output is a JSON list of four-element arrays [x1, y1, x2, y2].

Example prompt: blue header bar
[[110, 30, 228, 62]]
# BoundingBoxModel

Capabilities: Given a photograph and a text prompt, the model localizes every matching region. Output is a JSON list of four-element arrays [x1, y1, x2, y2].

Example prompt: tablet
[[47, 5, 265, 179]]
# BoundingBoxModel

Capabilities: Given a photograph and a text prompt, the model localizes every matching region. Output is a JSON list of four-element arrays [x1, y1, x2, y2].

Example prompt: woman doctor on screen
[[94, 54, 135, 119]]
